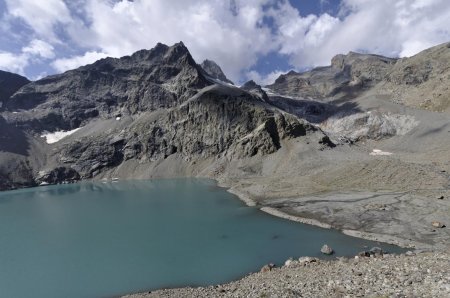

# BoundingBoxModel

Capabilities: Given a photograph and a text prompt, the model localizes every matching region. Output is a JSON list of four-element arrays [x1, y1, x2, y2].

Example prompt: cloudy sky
[[1, 0, 450, 84]]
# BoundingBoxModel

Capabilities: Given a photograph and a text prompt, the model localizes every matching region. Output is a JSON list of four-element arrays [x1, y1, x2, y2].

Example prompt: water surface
[[0, 179, 404, 298]]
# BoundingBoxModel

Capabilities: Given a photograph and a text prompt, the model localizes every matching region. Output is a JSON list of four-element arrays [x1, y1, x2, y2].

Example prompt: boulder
[[321, 244, 334, 255], [284, 258, 295, 267]]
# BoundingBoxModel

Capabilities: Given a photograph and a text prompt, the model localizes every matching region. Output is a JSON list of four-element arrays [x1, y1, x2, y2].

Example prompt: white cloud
[[22, 39, 55, 59], [0, 39, 57, 75], [273, 0, 450, 68], [63, 0, 277, 82], [51, 51, 108, 73], [3, 0, 450, 82], [4, 0, 72, 41], [0, 52, 28, 74]]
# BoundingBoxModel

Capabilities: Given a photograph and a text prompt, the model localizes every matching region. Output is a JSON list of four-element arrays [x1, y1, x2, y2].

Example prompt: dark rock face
[[200, 59, 234, 85], [6, 42, 211, 132], [0, 159, 36, 190], [0, 70, 29, 110], [36, 167, 80, 185]]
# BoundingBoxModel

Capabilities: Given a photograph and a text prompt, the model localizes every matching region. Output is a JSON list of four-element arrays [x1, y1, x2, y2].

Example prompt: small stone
[[437, 196, 444, 200], [321, 244, 334, 255]]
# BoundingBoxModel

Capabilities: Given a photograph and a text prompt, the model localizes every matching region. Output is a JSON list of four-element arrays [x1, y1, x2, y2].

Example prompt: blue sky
[[1, 0, 450, 84]]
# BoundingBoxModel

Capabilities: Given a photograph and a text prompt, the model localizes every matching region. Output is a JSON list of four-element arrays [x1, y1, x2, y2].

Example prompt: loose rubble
[[125, 252, 450, 298]]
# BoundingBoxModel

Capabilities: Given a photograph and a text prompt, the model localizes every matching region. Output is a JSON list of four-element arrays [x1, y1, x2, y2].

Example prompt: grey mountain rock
[[200, 59, 234, 85]]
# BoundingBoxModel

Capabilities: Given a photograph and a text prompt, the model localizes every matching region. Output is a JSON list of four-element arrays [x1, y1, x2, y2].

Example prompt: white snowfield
[[370, 149, 393, 156], [41, 128, 81, 144]]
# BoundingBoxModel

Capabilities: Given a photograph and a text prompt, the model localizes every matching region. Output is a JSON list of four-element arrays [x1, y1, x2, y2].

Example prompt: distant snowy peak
[[200, 59, 234, 85]]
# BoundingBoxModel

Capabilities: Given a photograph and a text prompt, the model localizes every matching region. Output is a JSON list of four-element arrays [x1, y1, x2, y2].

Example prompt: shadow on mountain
[[0, 116, 30, 156], [417, 122, 450, 138]]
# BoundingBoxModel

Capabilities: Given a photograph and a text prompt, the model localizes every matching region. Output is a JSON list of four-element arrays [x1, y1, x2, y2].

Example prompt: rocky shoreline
[[124, 252, 450, 297]]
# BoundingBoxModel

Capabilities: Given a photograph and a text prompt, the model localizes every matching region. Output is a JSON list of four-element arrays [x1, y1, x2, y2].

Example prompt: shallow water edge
[[218, 180, 427, 250]]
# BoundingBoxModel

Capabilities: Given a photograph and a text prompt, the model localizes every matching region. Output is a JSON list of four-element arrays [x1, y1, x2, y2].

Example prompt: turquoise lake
[[0, 179, 405, 298]]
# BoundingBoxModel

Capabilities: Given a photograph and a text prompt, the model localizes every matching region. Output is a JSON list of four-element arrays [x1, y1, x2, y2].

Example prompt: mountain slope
[[379, 42, 450, 112]]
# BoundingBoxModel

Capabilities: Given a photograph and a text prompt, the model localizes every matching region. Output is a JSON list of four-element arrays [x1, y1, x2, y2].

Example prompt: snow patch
[[370, 149, 393, 156], [41, 128, 81, 144], [116, 116, 121, 120]]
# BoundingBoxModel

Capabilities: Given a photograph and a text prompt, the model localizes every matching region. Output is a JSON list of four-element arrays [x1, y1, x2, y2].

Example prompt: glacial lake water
[[0, 179, 405, 298]]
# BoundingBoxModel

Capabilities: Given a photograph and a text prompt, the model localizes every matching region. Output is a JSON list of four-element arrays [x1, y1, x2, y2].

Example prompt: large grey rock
[[320, 244, 334, 255]]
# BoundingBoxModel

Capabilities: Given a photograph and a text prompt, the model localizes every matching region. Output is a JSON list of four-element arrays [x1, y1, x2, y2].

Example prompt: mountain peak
[[200, 59, 234, 85], [0, 70, 30, 110]]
